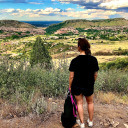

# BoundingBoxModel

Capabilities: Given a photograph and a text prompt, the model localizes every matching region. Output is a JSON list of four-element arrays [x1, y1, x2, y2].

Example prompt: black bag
[[61, 91, 77, 128]]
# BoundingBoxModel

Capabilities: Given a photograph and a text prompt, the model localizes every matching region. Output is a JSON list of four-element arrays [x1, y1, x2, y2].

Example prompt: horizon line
[[0, 17, 127, 22]]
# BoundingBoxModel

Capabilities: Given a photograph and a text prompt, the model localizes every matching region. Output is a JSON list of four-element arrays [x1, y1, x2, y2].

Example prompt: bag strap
[[69, 88, 78, 117]]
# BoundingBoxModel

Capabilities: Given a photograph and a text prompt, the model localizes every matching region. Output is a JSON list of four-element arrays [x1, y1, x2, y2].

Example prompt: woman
[[69, 38, 99, 128]]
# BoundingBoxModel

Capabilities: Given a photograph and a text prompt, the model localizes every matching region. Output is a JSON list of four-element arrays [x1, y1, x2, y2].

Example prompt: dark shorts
[[71, 86, 93, 97]]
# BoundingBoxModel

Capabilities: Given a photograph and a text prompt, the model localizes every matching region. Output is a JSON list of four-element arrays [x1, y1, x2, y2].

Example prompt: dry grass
[[52, 55, 128, 67], [0, 101, 27, 119], [0, 95, 58, 120], [52, 40, 128, 64], [91, 41, 128, 54], [96, 91, 128, 104], [1, 35, 128, 63], [96, 55, 128, 63]]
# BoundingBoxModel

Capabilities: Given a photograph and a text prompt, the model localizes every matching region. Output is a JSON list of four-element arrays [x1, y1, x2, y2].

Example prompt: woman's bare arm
[[94, 72, 98, 81], [69, 72, 74, 90]]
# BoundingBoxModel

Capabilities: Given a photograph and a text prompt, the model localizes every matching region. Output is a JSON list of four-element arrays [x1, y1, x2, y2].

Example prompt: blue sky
[[0, 0, 128, 21]]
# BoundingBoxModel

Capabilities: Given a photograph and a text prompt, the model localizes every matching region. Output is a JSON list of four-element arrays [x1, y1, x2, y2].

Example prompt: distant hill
[[0, 20, 36, 28], [46, 18, 128, 34]]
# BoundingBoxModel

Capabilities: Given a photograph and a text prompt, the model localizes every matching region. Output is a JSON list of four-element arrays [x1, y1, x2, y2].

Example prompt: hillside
[[0, 20, 36, 28], [46, 18, 128, 34]]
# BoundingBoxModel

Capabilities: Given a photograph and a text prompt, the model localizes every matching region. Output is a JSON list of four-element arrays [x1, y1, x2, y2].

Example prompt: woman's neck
[[80, 50, 86, 55]]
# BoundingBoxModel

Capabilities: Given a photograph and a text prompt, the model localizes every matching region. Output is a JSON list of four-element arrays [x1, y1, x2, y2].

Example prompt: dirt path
[[41, 100, 128, 128], [0, 100, 128, 128]]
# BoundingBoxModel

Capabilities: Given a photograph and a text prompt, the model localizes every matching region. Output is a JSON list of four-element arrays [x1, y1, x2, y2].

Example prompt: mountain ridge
[[0, 20, 37, 28], [46, 18, 128, 34]]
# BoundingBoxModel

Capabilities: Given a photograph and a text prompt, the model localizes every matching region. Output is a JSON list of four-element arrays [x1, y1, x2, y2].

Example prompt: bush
[[113, 49, 128, 55], [0, 57, 128, 115], [0, 57, 69, 115], [100, 57, 128, 70], [0, 30, 4, 34], [11, 35, 19, 39], [0, 57, 69, 99], [95, 69, 128, 94]]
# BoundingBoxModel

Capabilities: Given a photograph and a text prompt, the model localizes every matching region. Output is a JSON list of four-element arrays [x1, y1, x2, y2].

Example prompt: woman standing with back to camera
[[69, 38, 99, 128]]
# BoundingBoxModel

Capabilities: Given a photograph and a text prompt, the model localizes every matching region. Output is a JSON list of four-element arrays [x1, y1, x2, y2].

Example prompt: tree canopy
[[30, 36, 52, 69]]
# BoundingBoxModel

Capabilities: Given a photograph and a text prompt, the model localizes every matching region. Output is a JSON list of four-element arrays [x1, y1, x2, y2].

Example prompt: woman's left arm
[[69, 72, 74, 90], [94, 71, 98, 81]]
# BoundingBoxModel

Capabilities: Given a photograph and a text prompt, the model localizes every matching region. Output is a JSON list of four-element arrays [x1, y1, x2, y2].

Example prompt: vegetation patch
[[94, 48, 128, 56], [0, 56, 128, 116], [49, 43, 74, 54], [45, 22, 65, 34], [99, 57, 128, 70], [113, 48, 128, 55]]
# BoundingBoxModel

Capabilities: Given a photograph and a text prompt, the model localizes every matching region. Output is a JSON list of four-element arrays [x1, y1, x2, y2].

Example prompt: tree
[[30, 36, 52, 69], [11, 35, 19, 39]]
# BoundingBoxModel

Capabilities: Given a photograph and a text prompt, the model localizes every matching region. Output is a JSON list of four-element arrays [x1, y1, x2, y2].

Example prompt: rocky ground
[[0, 98, 128, 128]]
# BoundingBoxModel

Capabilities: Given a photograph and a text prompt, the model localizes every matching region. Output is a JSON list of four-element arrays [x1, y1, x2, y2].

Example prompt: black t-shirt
[[69, 55, 99, 90]]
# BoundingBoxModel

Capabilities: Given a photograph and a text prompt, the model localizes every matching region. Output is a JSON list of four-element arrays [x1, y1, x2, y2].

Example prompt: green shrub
[[113, 49, 128, 55], [100, 57, 128, 70], [0, 57, 69, 99], [95, 69, 128, 94], [0, 56, 128, 115], [0, 30, 4, 34]]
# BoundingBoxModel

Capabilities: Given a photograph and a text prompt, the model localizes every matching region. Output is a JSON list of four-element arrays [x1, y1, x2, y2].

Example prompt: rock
[[109, 119, 114, 125], [102, 118, 119, 128], [120, 116, 123, 119], [108, 119, 119, 127], [103, 118, 110, 126], [48, 98, 52, 101], [100, 122, 103, 125], [112, 121, 119, 127], [4, 113, 14, 119], [104, 122, 109, 126], [124, 124, 128, 128], [52, 102, 57, 105]]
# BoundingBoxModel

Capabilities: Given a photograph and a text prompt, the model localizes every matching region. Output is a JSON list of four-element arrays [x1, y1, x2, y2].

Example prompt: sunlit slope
[[46, 18, 128, 34]]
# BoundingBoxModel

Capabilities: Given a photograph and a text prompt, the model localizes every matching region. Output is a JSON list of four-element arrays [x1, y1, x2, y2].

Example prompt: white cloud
[[0, 16, 7, 20], [60, 9, 117, 19], [16, 9, 24, 13], [99, 0, 128, 9], [55, 0, 101, 3], [54, 0, 128, 10], [80, 6, 85, 9], [117, 12, 128, 19], [0, 8, 61, 16], [4, 8, 15, 13], [66, 8, 75, 11], [29, 14, 40, 17], [0, 7, 128, 20], [44, 7, 53, 12], [28, 2, 43, 4], [26, 9, 32, 12]]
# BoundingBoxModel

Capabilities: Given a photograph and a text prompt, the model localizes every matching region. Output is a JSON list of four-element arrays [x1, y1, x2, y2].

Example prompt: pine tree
[[30, 36, 52, 69]]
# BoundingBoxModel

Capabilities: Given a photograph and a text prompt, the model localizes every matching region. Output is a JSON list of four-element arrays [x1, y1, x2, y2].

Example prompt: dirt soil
[[0, 99, 128, 128]]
